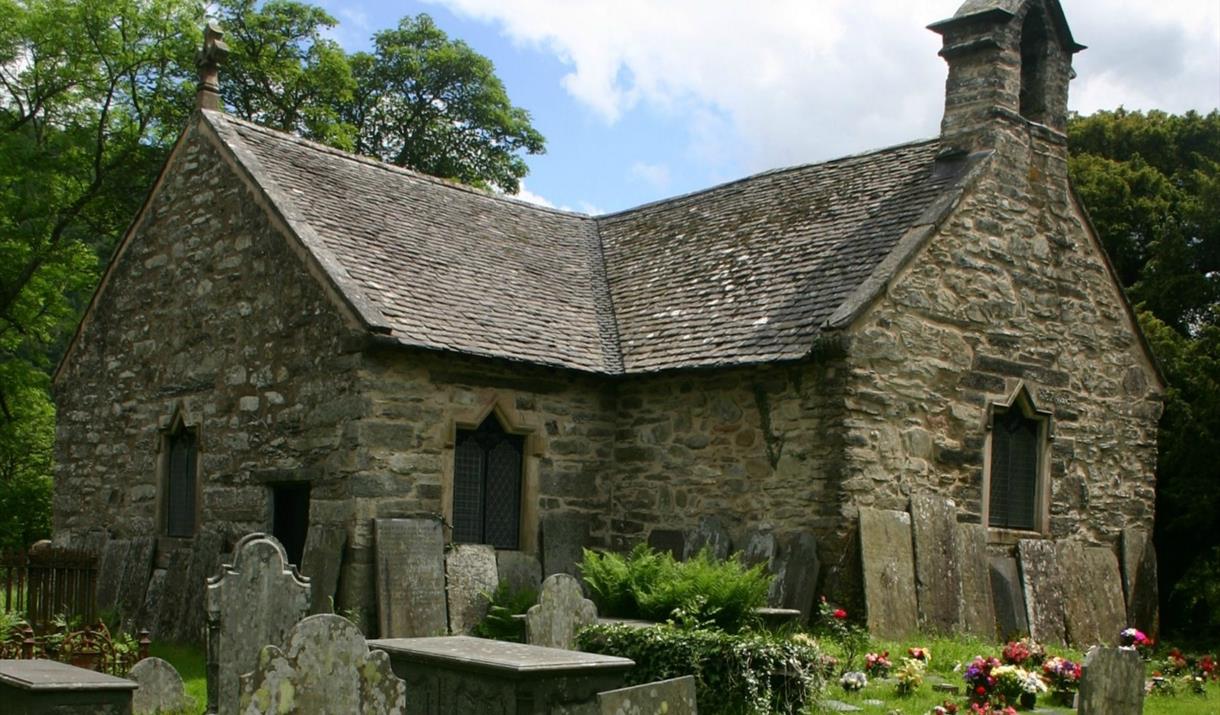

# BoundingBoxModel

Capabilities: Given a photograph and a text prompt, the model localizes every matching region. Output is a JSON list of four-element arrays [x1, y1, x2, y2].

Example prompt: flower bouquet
[[864, 651, 892, 678], [964, 656, 1001, 705], [1041, 656, 1081, 705], [840, 670, 868, 692]]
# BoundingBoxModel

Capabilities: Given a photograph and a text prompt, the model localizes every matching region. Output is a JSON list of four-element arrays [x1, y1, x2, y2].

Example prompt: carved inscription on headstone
[[446, 543, 499, 634], [858, 508, 918, 640], [373, 518, 447, 638], [910, 494, 962, 633], [956, 523, 996, 639], [205, 533, 310, 715], [1018, 539, 1066, 645]]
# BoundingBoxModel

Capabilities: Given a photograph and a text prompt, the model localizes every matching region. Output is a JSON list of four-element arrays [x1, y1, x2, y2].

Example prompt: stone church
[[52, 0, 1162, 641]]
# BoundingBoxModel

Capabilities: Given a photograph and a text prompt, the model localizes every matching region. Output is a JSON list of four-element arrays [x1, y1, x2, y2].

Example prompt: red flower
[[976, 685, 987, 695], [833, 609, 847, 619]]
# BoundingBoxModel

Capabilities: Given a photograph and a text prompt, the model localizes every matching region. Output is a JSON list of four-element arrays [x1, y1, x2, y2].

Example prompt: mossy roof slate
[[206, 111, 967, 375]]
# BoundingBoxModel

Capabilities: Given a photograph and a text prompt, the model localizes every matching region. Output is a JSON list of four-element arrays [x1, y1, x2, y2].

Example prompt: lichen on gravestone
[[526, 573, 598, 650], [128, 656, 190, 715]]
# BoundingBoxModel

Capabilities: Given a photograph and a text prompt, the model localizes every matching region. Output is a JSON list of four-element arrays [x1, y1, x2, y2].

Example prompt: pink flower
[[833, 608, 847, 619]]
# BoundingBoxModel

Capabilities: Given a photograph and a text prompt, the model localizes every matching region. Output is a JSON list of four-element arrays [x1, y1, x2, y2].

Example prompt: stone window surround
[[440, 395, 541, 555], [981, 382, 1053, 544], [155, 402, 204, 541]]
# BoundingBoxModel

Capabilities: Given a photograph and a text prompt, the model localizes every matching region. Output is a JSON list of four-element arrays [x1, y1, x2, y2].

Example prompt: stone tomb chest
[[369, 635, 634, 715], [0, 659, 137, 715]]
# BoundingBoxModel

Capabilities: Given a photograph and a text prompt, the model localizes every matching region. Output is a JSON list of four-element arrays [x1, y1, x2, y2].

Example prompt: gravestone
[[175, 531, 225, 643], [909, 494, 962, 633], [684, 515, 730, 561], [541, 511, 591, 577], [1077, 646, 1144, 715], [300, 524, 347, 614], [1120, 527, 1159, 638], [118, 537, 156, 633], [739, 529, 780, 604], [129, 656, 190, 715], [988, 555, 1029, 640], [526, 573, 598, 650], [140, 568, 168, 638], [646, 529, 686, 560], [1018, 539, 1066, 645], [373, 517, 447, 638], [151, 547, 192, 640], [956, 523, 996, 639], [1058, 542, 1126, 647], [95, 539, 130, 615], [858, 508, 918, 639], [598, 675, 698, 715], [0, 659, 136, 714], [205, 533, 311, 715], [497, 550, 543, 594], [773, 531, 819, 620], [446, 543, 500, 634], [238, 614, 406, 715]]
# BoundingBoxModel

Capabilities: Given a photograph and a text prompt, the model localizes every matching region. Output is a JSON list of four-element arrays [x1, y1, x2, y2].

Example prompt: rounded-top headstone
[[128, 656, 190, 715]]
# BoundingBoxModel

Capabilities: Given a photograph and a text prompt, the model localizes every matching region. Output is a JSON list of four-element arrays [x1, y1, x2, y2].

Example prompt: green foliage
[[579, 545, 772, 632], [577, 623, 827, 715], [471, 582, 536, 643]]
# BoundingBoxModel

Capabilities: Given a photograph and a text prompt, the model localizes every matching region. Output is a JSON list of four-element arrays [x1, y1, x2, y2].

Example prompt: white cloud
[[428, 0, 1219, 171], [511, 181, 557, 209], [630, 161, 671, 191]]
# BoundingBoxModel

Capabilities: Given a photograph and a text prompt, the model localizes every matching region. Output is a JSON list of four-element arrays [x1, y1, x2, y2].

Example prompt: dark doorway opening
[[272, 483, 311, 566]]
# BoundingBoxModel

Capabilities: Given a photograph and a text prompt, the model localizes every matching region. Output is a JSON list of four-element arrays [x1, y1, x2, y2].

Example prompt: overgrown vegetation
[[579, 544, 771, 632], [577, 623, 827, 715], [470, 582, 536, 643]]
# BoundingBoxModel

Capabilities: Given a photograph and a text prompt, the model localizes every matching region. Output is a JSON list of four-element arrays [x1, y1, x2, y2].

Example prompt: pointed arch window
[[985, 388, 1051, 532], [163, 423, 199, 537], [453, 415, 524, 549]]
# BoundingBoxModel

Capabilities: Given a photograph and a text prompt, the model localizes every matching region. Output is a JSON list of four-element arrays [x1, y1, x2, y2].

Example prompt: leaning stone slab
[[599, 674, 698, 715], [1077, 646, 1144, 715], [956, 523, 996, 639], [684, 515, 730, 561], [646, 529, 686, 559], [373, 517, 447, 638], [299, 524, 347, 615], [772, 531, 819, 621], [739, 529, 780, 605], [858, 508, 918, 640], [526, 572, 598, 650], [206, 533, 311, 715], [95, 538, 130, 615], [541, 510, 591, 577], [1121, 527, 1159, 639], [129, 656, 190, 715], [1018, 539, 1066, 645], [118, 537, 156, 633], [1058, 542, 1126, 648], [238, 614, 406, 715], [910, 494, 962, 633], [152, 547, 192, 641], [497, 550, 543, 594], [176, 531, 225, 644], [989, 555, 1029, 641], [446, 543, 499, 634]]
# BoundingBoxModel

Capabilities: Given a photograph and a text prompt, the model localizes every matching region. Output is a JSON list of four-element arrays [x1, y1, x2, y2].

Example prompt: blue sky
[[311, 0, 1220, 215]]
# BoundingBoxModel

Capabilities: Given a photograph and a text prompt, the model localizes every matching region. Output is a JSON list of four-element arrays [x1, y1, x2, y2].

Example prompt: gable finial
[[195, 20, 229, 111]]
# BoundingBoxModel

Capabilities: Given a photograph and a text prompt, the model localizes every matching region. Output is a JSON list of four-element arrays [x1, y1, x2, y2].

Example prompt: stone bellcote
[[929, 0, 1084, 153]]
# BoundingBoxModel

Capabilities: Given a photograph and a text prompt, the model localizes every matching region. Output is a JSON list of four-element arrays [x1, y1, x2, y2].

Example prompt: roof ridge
[[581, 217, 624, 374], [201, 110, 597, 222], [595, 136, 941, 221]]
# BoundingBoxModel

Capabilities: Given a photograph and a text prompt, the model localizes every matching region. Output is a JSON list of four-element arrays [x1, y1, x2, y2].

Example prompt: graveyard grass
[[815, 634, 1220, 714], [151, 642, 207, 714]]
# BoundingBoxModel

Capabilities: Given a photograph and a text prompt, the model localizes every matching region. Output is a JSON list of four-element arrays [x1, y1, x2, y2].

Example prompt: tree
[[1069, 109, 1220, 638]]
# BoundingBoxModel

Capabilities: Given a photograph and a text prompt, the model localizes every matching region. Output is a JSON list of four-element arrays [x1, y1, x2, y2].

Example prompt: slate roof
[[204, 110, 975, 375]]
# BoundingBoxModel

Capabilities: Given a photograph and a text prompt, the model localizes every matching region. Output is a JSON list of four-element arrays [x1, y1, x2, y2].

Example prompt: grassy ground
[[814, 635, 1219, 714], [150, 642, 207, 714]]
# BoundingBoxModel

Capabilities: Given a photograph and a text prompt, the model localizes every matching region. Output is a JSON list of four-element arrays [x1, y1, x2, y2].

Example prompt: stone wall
[[839, 118, 1162, 549], [53, 120, 366, 559]]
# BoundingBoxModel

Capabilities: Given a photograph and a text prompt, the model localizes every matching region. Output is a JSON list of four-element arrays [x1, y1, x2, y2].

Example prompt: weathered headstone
[[598, 675, 698, 715], [1058, 542, 1126, 648], [446, 543, 499, 634], [1018, 539, 1066, 645], [542, 511, 591, 577], [140, 568, 168, 639], [129, 656, 190, 715], [175, 531, 225, 643], [95, 539, 131, 615], [497, 550, 543, 594], [773, 531, 820, 620], [909, 494, 962, 633], [988, 555, 1029, 640], [299, 524, 347, 615], [956, 523, 997, 639], [1077, 646, 1144, 715], [526, 573, 598, 650], [205, 533, 311, 715], [373, 517, 447, 639], [152, 548, 192, 641], [739, 529, 780, 604], [118, 537, 156, 632], [646, 529, 686, 560], [684, 515, 730, 561], [1120, 527, 1159, 638], [858, 508, 918, 640], [238, 614, 405, 715]]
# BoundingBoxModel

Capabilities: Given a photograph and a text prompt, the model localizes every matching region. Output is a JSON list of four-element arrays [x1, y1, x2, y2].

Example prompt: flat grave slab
[[0, 659, 135, 715]]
